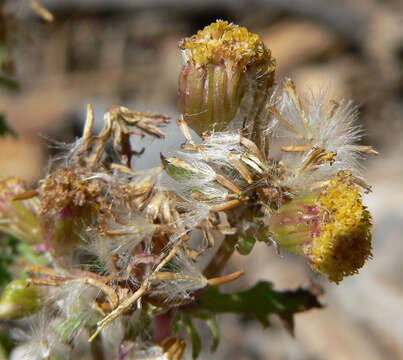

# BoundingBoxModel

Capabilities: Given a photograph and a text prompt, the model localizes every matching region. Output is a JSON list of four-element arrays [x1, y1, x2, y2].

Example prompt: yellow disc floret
[[308, 172, 372, 283], [179, 20, 275, 69]]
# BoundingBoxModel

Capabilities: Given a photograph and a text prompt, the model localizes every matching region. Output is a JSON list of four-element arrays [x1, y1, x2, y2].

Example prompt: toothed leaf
[[188, 281, 322, 331]]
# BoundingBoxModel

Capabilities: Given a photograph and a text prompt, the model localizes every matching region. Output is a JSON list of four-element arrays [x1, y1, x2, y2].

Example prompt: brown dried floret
[[39, 167, 106, 217]]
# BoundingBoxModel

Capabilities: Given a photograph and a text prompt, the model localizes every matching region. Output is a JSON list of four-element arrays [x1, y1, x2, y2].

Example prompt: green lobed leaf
[[186, 281, 322, 330]]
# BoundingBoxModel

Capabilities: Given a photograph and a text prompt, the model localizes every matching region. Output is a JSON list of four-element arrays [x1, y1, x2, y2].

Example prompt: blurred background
[[1, 0, 402, 359]]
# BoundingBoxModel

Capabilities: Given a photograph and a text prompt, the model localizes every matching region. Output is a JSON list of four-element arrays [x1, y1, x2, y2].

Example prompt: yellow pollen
[[180, 20, 274, 68], [308, 172, 372, 283]]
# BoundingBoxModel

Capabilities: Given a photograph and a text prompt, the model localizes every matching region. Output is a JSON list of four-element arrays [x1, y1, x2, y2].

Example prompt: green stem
[[204, 234, 238, 279], [203, 205, 257, 278]]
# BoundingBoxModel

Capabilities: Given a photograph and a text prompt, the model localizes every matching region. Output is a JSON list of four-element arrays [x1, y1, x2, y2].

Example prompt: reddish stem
[[153, 309, 173, 343]]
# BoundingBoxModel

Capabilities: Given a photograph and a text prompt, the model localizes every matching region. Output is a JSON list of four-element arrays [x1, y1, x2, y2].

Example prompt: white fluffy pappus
[[270, 80, 369, 193], [149, 250, 207, 303], [163, 131, 263, 206], [162, 155, 229, 203], [100, 309, 154, 358], [80, 212, 156, 275], [11, 310, 70, 360], [51, 281, 100, 342]]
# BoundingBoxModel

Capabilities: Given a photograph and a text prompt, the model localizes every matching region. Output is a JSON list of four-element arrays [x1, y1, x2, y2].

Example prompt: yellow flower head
[[270, 172, 373, 284], [305, 172, 373, 283], [178, 20, 276, 135], [180, 20, 275, 70]]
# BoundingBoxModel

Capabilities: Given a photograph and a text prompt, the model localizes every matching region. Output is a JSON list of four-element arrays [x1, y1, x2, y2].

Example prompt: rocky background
[[1, 0, 402, 359]]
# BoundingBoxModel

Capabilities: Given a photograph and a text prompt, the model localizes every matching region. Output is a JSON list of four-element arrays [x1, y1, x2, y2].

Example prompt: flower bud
[[178, 20, 276, 135], [270, 172, 372, 283], [0, 280, 39, 319], [0, 178, 41, 244]]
